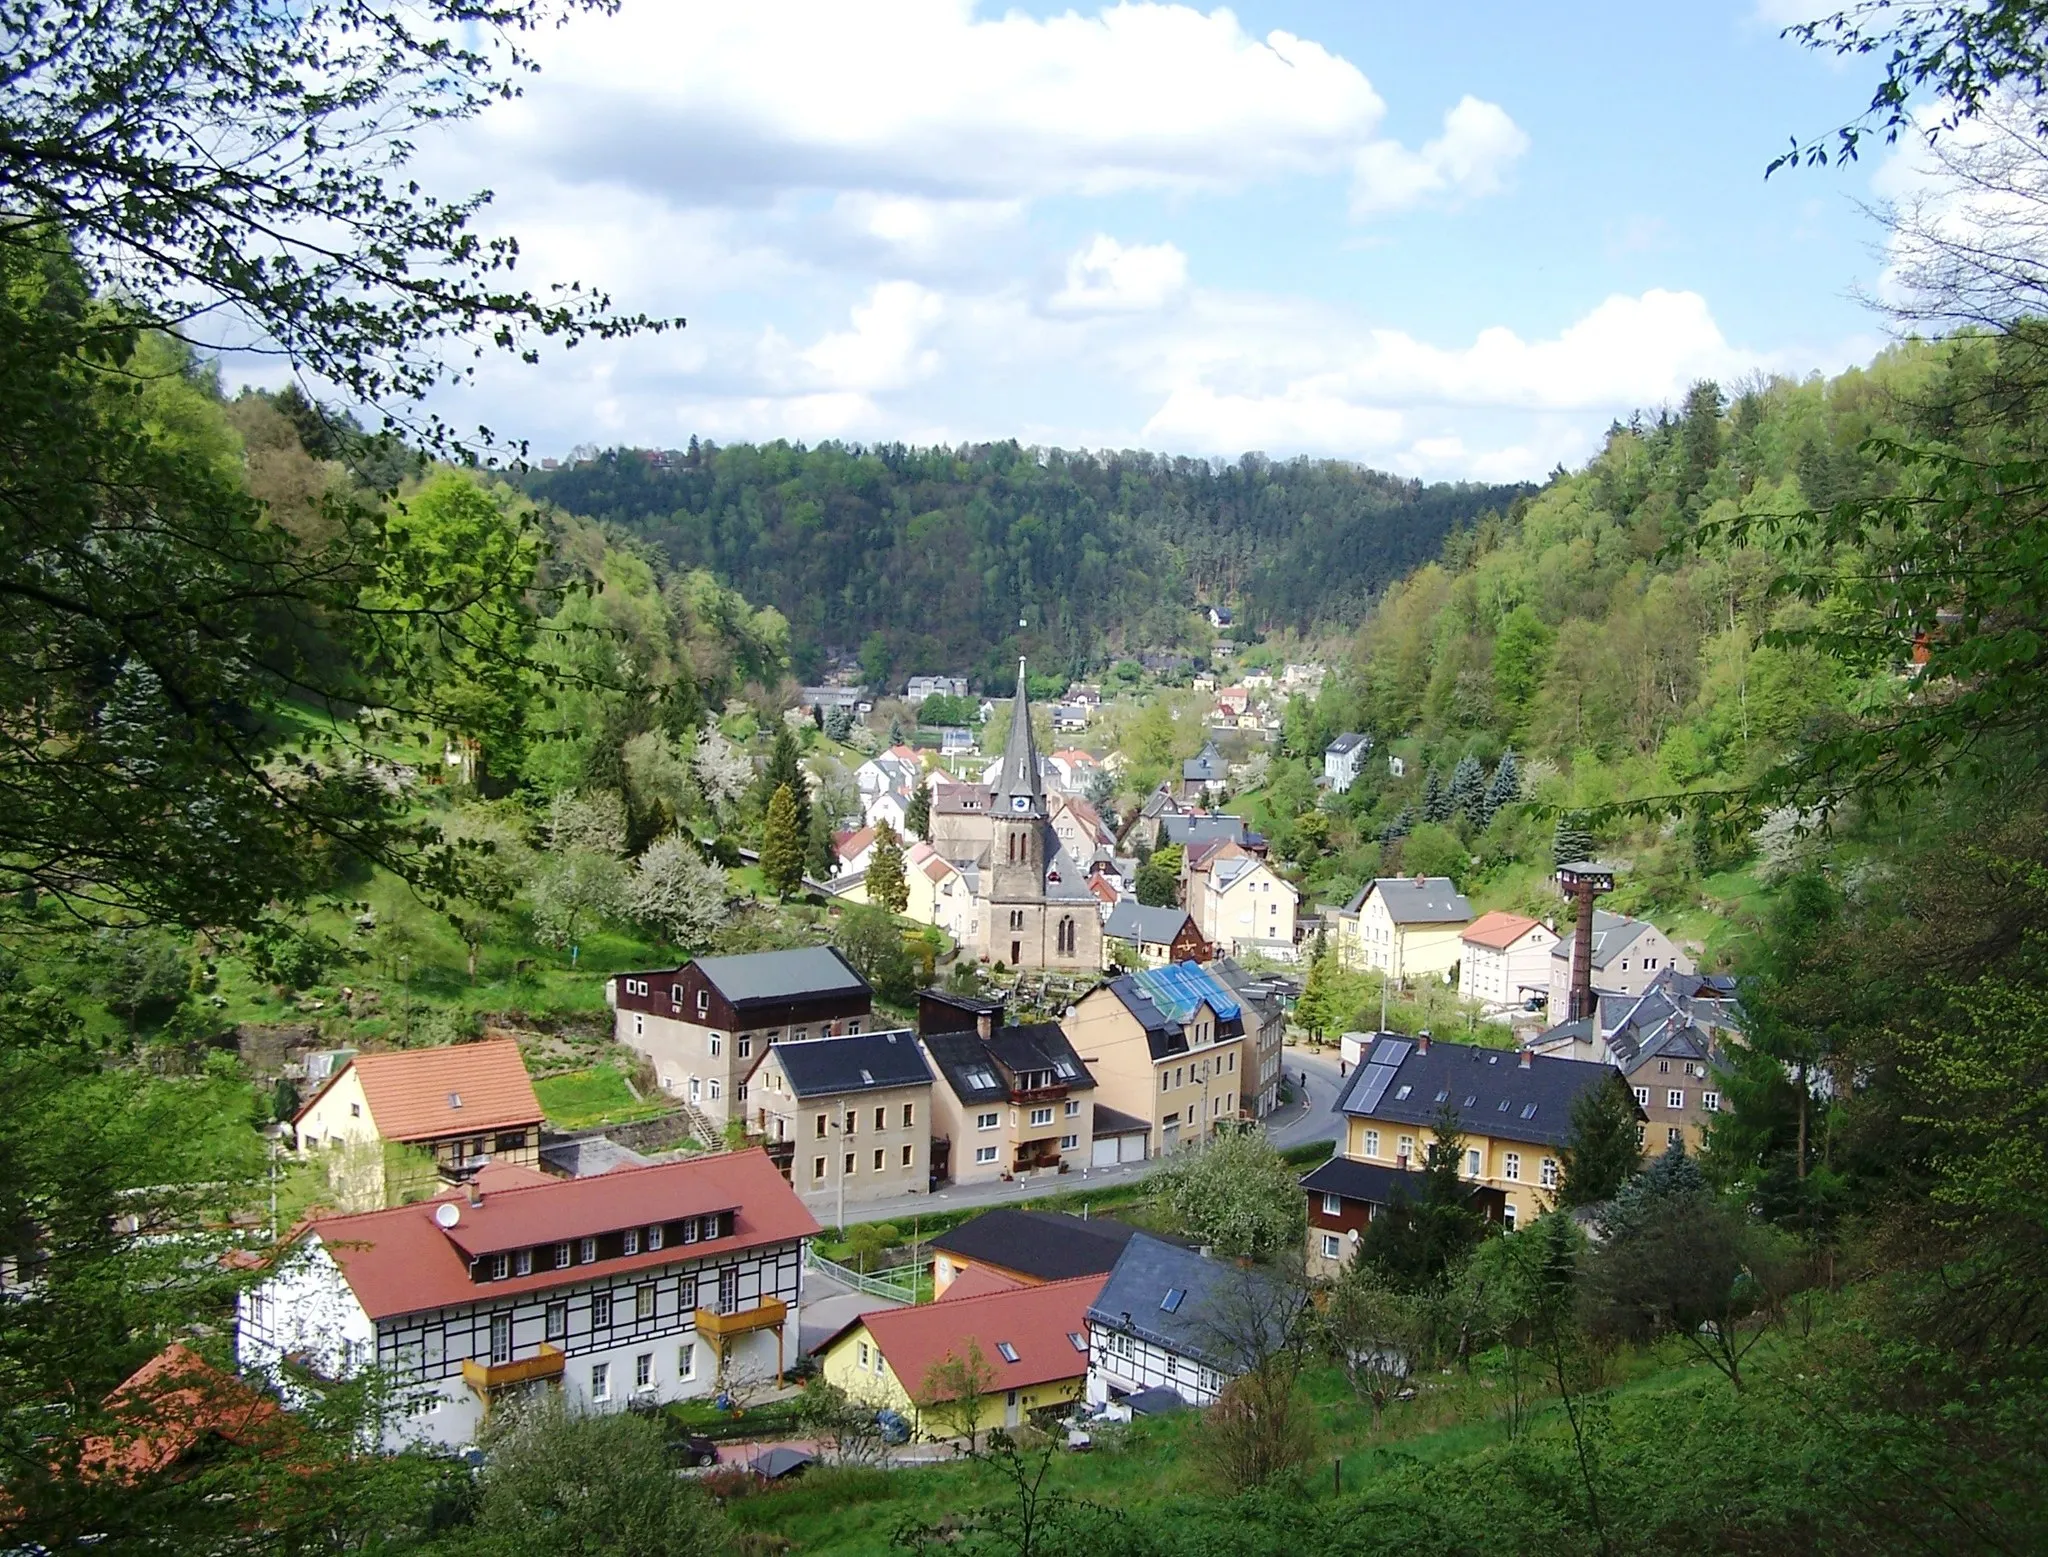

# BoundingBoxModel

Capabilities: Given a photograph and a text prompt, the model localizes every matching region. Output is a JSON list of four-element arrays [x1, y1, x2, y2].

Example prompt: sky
[[390, 0, 1911, 481]]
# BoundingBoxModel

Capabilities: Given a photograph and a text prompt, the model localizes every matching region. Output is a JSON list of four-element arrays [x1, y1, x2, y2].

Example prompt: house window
[[1668, 1126, 1684, 1146], [633, 1013, 645, 1038], [873, 1348, 885, 1377], [708, 1078, 722, 1101], [902, 1144, 915, 1167], [873, 1148, 885, 1172], [488, 1313, 511, 1364], [875, 1106, 887, 1132], [1703, 1092, 1721, 1112], [556, 1242, 572, 1269], [637, 1285, 655, 1321], [1658, 1060, 1670, 1074], [592, 1293, 612, 1328], [696, 990, 709, 1016], [844, 1111, 857, 1135], [858, 1341, 870, 1368], [678, 1343, 696, 1380], [1160, 1074, 1170, 1094], [623, 1230, 640, 1256], [689, 1078, 702, 1102], [1503, 1203, 1518, 1231], [1064, 1099, 1080, 1117], [490, 1254, 509, 1280], [1321, 1191, 1342, 1215], [1668, 1089, 1685, 1110], [1029, 1107, 1053, 1127], [1009, 910, 1025, 931], [1504, 1152, 1521, 1182], [975, 1145, 999, 1164], [719, 1268, 738, 1312], [1363, 1129, 1380, 1158], [1321, 1234, 1342, 1260], [844, 1153, 856, 1175], [350, 1102, 361, 1117], [816, 1113, 828, 1138], [1632, 1086, 1650, 1107], [679, 1274, 698, 1310], [580, 1238, 597, 1264], [513, 1249, 533, 1276], [635, 1353, 653, 1391], [792, 1028, 806, 1042], [1541, 1157, 1559, 1188], [814, 1156, 827, 1181], [1060, 1133, 1078, 1150], [709, 1035, 721, 1057], [976, 1112, 999, 1131], [546, 1301, 567, 1340], [648, 1224, 664, 1250], [738, 1038, 752, 1058], [903, 1103, 916, 1127], [591, 1362, 611, 1403], [1465, 1149, 1482, 1177], [1397, 1135, 1415, 1163]]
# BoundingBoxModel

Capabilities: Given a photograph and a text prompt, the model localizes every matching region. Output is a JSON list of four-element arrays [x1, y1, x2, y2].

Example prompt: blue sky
[[404, 0, 1902, 480]]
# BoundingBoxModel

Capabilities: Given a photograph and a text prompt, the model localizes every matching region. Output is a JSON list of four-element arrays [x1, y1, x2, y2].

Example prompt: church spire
[[993, 656, 1044, 815]]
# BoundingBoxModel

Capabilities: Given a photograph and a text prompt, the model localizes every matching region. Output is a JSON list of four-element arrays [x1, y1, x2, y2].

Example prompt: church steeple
[[993, 657, 1045, 818]]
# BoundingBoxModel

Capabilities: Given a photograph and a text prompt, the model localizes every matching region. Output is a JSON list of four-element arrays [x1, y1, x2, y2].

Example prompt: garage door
[[1091, 1137, 1119, 1168], [1119, 1134, 1146, 1164]]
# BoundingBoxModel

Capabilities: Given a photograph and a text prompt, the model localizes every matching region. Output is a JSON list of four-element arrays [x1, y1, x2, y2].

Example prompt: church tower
[[988, 657, 1046, 902]]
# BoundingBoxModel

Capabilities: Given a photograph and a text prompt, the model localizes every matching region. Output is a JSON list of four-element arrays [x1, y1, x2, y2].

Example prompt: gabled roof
[[1462, 910, 1546, 950], [1104, 902, 1197, 946], [1101, 965, 1246, 1061], [81, 1344, 289, 1482], [770, 1029, 933, 1099], [693, 946, 871, 1006], [922, 1024, 1094, 1104], [931, 1209, 1150, 1283], [1548, 910, 1653, 969], [1350, 876, 1474, 925], [1325, 732, 1369, 755], [857, 1273, 1106, 1398], [299, 1148, 819, 1320], [1182, 743, 1227, 782], [1085, 1233, 1289, 1373], [1299, 1155, 1432, 1206], [294, 1038, 540, 1143], [939, 1264, 1027, 1301], [1159, 814, 1255, 850], [834, 825, 877, 861], [1333, 1034, 1629, 1148]]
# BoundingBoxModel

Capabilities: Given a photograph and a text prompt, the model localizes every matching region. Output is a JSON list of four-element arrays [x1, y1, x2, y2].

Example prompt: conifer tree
[[904, 784, 932, 842], [1559, 1075, 1643, 1207], [1378, 806, 1415, 844], [760, 784, 805, 899], [867, 822, 909, 914], [1552, 813, 1595, 869], [1479, 749, 1520, 828], [1421, 766, 1450, 823], [1448, 754, 1486, 826], [758, 725, 811, 845]]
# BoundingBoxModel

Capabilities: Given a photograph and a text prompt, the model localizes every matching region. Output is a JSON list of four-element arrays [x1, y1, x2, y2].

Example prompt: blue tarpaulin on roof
[[1129, 962, 1241, 1024]]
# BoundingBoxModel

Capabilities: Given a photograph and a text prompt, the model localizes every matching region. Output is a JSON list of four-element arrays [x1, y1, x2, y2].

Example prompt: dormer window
[[555, 1242, 572, 1269], [624, 1230, 641, 1256], [579, 1237, 596, 1263], [647, 1224, 664, 1250]]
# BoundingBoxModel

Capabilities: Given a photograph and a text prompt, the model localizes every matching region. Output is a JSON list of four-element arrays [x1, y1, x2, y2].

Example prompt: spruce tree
[[1378, 805, 1415, 844], [1558, 1075, 1643, 1207], [1552, 812, 1595, 868], [904, 784, 932, 842], [1479, 749, 1520, 828], [759, 725, 811, 846], [1449, 754, 1485, 826], [867, 822, 909, 914], [760, 784, 806, 900], [1420, 766, 1450, 823]]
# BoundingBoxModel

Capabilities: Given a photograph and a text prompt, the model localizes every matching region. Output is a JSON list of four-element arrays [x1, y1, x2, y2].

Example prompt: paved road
[[828, 1041, 1345, 1229]]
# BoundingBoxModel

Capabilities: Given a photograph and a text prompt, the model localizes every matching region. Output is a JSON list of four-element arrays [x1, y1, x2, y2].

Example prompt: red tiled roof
[[861, 1273, 1106, 1400], [80, 1345, 288, 1481], [1463, 910, 1544, 950], [295, 1038, 540, 1144], [303, 1148, 819, 1320], [938, 1265, 1026, 1301], [835, 825, 877, 861]]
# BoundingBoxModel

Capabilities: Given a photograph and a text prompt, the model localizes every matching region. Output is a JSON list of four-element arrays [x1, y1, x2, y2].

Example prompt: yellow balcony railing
[[693, 1297, 787, 1339], [461, 1342, 564, 1395]]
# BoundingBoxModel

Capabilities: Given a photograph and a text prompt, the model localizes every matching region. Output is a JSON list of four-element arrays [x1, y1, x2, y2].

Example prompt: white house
[[1547, 911, 1696, 1014], [1322, 733, 1372, 793], [235, 1151, 818, 1451], [1186, 843, 1299, 960], [1084, 1233, 1288, 1409], [905, 675, 969, 704], [1460, 911, 1559, 1007]]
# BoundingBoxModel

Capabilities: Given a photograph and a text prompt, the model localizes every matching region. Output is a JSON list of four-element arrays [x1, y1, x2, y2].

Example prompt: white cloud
[[1351, 96, 1530, 217], [1052, 235, 1190, 312], [760, 281, 946, 393]]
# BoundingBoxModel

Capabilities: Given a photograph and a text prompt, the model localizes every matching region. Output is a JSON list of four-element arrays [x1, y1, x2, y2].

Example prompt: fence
[[804, 1244, 919, 1304]]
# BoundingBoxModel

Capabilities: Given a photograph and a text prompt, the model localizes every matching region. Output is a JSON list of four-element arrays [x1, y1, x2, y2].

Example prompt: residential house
[[1333, 876, 1474, 983], [818, 1270, 1105, 1438], [1214, 687, 1250, 720], [609, 948, 873, 1129], [1184, 841, 1298, 961], [800, 685, 865, 713], [1102, 902, 1211, 969], [1322, 733, 1372, 793], [1387, 753, 1406, 779], [1546, 911, 1696, 1014], [1209, 956, 1288, 1117], [928, 1209, 1153, 1297], [1067, 685, 1102, 711], [1180, 741, 1228, 803], [1122, 784, 1186, 852], [833, 824, 880, 879], [291, 1039, 543, 1208], [236, 1150, 818, 1450], [905, 675, 969, 704], [919, 992, 1097, 1184], [904, 840, 976, 946], [1460, 911, 1559, 1007], [1206, 605, 1233, 631], [862, 784, 913, 836], [748, 1030, 933, 1216], [1047, 749, 1100, 795], [1299, 1157, 1505, 1278], [1051, 702, 1090, 733], [1281, 661, 1325, 690], [77, 1344, 292, 1488], [1048, 794, 1115, 867], [1063, 964, 1250, 1156], [1331, 1033, 1637, 1228], [1084, 1233, 1289, 1408]]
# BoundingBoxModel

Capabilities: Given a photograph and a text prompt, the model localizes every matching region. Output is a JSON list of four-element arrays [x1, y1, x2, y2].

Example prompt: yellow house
[[1064, 965, 1251, 1157], [817, 1269, 1105, 1439], [1331, 1031, 1639, 1228], [1335, 876, 1474, 983]]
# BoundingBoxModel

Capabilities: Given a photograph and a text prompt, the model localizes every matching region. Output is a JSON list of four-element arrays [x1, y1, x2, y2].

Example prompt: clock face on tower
[[1011, 795, 1031, 812]]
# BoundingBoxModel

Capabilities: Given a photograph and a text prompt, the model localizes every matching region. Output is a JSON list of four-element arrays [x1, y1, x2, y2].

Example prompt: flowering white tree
[[545, 789, 626, 857], [692, 726, 753, 819], [628, 835, 731, 948]]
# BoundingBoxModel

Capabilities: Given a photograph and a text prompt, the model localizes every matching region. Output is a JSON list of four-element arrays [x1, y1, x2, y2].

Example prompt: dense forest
[[519, 442, 1530, 681]]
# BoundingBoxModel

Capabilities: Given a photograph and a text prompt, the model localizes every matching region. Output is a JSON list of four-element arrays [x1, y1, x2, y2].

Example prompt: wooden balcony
[[461, 1343, 564, 1396], [693, 1297, 787, 1339]]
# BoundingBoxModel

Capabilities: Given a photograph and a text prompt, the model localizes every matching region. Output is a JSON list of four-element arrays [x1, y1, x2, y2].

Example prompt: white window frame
[[1029, 1106, 1054, 1127], [1503, 1151, 1521, 1182], [623, 1230, 640, 1256], [678, 1342, 696, 1380], [591, 1362, 611, 1403], [1703, 1091, 1721, 1113], [1668, 1089, 1685, 1110], [976, 1111, 999, 1131], [1321, 1233, 1342, 1260], [974, 1145, 999, 1164], [1321, 1192, 1342, 1215]]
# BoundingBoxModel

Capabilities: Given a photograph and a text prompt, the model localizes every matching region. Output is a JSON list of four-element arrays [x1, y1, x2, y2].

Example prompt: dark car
[[677, 1433, 719, 1468]]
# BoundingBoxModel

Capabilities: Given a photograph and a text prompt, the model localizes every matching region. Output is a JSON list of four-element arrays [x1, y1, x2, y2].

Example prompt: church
[[928, 662, 1106, 973]]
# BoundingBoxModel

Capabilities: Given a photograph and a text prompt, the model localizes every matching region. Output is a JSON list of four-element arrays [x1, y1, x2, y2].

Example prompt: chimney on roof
[[1413, 873, 1426, 886], [1416, 1031, 1430, 1054], [977, 1011, 994, 1041], [1519, 1047, 1533, 1070], [467, 1179, 482, 1209]]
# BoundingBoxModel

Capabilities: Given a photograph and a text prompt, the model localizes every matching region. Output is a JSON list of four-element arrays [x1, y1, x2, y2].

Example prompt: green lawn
[[532, 1064, 671, 1130]]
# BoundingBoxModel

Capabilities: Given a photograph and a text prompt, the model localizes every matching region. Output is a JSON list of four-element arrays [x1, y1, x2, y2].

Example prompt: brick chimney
[[467, 1179, 483, 1208], [977, 1010, 994, 1041], [1416, 1031, 1430, 1054], [1519, 1047, 1532, 1070]]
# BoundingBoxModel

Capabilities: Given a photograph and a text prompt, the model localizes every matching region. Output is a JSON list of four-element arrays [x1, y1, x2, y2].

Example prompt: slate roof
[[295, 1038, 540, 1143], [771, 1028, 933, 1099], [1332, 1034, 1628, 1148], [1347, 876, 1474, 925], [922, 1023, 1094, 1105], [1140, 785, 1184, 820], [931, 1210, 1148, 1283], [1085, 1233, 1291, 1374], [992, 659, 1046, 814], [1300, 1155, 1433, 1206], [1091, 1103, 1151, 1137], [695, 946, 871, 1007], [1182, 743, 1228, 783], [1103, 965, 1247, 1062], [1548, 910, 1654, 970], [538, 1136, 650, 1177], [1104, 902, 1197, 945], [1325, 732, 1369, 755], [1159, 814, 1258, 850]]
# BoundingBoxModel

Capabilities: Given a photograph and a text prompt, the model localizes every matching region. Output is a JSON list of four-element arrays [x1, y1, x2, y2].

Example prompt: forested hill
[[517, 440, 1530, 680]]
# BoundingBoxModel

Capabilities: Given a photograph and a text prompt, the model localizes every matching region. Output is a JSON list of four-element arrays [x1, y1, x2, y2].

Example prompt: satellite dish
[[434, 1202, 461, 1229]]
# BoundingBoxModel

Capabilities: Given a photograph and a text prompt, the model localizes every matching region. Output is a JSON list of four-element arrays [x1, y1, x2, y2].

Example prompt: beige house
[[1334, 876, 1474, 983], [1546, 911, 1695, 1014], [918, 995, 1097, 1185], [290, 1039, 543, 1209], [1461, 911, 1558, 1006], [1064, 965, 1251, 1158], [748, 1029, 934, 1220], [1186, 841, 1300, 960]]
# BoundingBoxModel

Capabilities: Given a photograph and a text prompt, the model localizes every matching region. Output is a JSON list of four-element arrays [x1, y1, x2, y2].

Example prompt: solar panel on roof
[[1368, 1037, 1412, 1068], [1353, 1061, 1402, 1113]]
